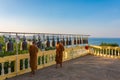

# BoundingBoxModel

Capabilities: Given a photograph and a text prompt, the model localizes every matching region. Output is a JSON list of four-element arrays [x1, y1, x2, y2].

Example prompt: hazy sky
[[0, 0, 120, 38]]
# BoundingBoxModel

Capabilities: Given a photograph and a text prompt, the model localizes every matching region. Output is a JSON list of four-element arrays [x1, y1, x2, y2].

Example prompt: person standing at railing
[[55, 41, 65, 68], [29, 42, 38, 76]]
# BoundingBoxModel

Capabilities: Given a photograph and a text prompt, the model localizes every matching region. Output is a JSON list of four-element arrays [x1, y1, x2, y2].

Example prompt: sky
[[0, 0, 120, 38]]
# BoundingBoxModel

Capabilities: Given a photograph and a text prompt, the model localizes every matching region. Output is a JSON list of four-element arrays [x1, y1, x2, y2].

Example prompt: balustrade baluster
[[100, 49, 101, 55], [104, 49, 106, 56], [40, 56, 42, 65], [109, 49, 111, 57], [95, 49, 97, 55], [98, 49, 100, 55], [114, 49, 116, 57], [28, 58, 30, 68], [94, 49, 95, 55], [118, 50, 120, 57], [108, 49, 110, 56], [8, 61, 11, 74], [111, 49, 113, 57], [45, 55, 47, 63], [96, 49, 98, 55], [100, 49, 102, 56], [102, 49, 104, 56], [48, 55, 50, 63], [1, 63, 4, 76], [94, 49, 96, 55], [44, 55, 46, 64], [49, 54, 52, 62], [23, 59, 25, 70], [117, 49, 119, 57], [97, 49, 98, 55], [106, 49, 108, 57], [42, 55, 45, 64]]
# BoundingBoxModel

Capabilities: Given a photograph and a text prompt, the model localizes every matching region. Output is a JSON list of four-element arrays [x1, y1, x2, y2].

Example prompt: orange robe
[[29, 45, 38, 71], [55, 43, 64, 64]]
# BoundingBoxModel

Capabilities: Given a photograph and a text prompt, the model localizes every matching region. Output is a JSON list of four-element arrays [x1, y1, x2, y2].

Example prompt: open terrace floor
[[7, 55, 120, 80]]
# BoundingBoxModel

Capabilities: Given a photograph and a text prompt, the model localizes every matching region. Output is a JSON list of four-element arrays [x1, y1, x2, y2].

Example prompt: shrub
[[45, 47, 55, 51], [100, 42, 119, 47]]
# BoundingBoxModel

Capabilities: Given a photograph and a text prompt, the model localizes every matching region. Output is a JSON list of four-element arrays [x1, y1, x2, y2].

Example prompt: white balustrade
[[90, 46, 120, 58]]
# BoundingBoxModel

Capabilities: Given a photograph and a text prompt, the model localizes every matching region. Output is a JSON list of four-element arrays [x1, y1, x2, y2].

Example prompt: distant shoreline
[[88, 38, 120, 46]]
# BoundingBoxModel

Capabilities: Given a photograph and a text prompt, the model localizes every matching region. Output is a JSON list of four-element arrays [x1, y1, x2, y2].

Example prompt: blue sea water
[[88, 38, 120, 46]]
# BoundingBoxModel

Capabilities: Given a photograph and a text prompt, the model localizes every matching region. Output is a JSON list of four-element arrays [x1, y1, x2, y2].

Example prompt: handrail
[[0, 31, 90, 36]]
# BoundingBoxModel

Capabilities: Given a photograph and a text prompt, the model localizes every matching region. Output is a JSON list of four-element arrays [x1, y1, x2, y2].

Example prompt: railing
[[89, 45, 120, 58], [0, 31, 89, 57], [0, 46, 88, 80]]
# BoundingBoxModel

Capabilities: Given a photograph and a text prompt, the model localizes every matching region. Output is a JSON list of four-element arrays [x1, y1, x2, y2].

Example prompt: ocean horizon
[[88, 38, 120, 46]]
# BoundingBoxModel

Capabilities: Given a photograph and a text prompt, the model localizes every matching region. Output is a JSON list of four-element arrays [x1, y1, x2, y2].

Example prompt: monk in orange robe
[[29, 42, 38, 76], [55, 41, 65, 68]]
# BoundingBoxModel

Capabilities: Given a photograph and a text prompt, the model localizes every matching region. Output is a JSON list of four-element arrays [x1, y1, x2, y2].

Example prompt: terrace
[[0, 32, 120, 80]]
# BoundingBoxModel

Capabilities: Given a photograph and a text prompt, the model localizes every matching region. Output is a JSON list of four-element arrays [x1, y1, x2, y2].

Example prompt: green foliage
[[20, 50, 29, 54], [0, 63, 1, 75], [0, 40, 29, 57], [11, 61, 15, 72], [100, 42, 119, 47], [0, 51, 5, 57], [45, 47, 55, 51], [0, 36, 4, 43], [0, 36, 5, 51]]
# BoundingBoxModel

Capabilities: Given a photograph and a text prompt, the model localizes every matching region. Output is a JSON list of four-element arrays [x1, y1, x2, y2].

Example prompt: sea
[[88, 38, 120, 46]]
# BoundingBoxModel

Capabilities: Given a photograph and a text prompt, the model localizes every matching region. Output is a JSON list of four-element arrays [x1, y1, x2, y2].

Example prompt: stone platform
[[7, 55, 120, 80]]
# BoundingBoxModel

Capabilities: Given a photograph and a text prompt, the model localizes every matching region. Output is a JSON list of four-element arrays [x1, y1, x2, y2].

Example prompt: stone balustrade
[[0, 46, 88, 80], [89, 45, 120, 58]]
